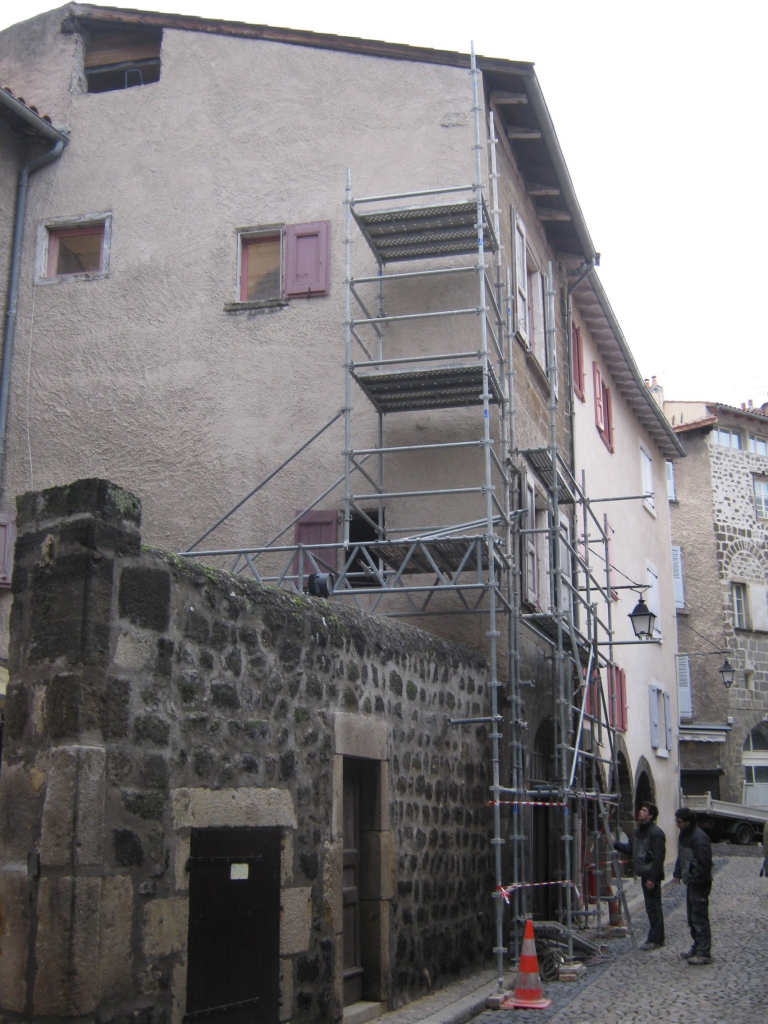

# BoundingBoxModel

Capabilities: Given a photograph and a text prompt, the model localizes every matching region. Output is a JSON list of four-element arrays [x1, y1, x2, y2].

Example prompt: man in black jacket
[[673, 807, 714, 965], [614, 802, 666, 949]]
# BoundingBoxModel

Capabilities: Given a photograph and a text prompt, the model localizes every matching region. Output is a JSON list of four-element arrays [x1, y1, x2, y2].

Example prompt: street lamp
[[719, 658, 735, 688], [628, 596, 656, 640]]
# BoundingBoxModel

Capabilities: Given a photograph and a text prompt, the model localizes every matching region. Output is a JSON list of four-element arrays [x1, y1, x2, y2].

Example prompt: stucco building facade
[[0, 5, 686, 1023], [664, 398, 768, 810]]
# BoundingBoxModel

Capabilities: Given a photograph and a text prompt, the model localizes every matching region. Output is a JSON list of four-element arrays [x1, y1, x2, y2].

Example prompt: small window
[[754, 478, 768, 519], [713, 427, 742, 449], [572, 323, 585, 401], [641, 447, 655, 513], [732, 582, 747, 629], [84, 23, 162, 93], [666, 460, 676, 500], [593, 363, 613, 451], [47, 224, 105, 278], [748, 433, 767, 456], [236, 222, 330, 305], [513, 212, 528, 345], [240, 234, 281, 302]]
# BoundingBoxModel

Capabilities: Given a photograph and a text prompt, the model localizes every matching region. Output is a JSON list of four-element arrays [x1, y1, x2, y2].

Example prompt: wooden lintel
[[527, 183, 560, 196], [507, 127, 541, 140], [536, 207, 571, 222], [492, 90, 528, 105]]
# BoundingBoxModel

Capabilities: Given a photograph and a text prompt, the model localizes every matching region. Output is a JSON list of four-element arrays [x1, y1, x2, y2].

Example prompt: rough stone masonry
[[0, 479, 494, 1024]]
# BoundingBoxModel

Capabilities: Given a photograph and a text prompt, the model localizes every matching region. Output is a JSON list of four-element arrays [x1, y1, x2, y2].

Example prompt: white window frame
[[646, 561, 662, 638], [677, 655, 693, 719], [235, 224, 284, 304], [754, 478, 768, 519], [671, 545, 685, 609], [641, 446, 655, 514], [732, 582, 748, 630], [666, 460, 676, 501], [512, 210, 528, 346], [713, 426, 742, 449], [748, 433, 768, 456], [35, 212, 113, 285], [649, 682, 672, 756]]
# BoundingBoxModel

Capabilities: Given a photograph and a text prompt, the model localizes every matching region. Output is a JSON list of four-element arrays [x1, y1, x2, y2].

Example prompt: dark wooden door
[[343, 764, 363, 1005], [185, 828, 280, 1024]]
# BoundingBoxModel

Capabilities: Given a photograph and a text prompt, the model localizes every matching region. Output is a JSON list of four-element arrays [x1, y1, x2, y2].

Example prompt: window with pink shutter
[[293, 510, 337, 583], [284, 222, 330, 297], [593, 362, 604, 431], [0, 513, 16, 588]]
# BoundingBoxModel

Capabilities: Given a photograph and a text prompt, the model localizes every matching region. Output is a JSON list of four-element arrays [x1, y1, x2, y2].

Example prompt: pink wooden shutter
[[0, 512, 16, 588], [603, 385, 614, 449], [293, 510, 337, 580], [593, 363, 604, 431], [284, 221, 330, 297]]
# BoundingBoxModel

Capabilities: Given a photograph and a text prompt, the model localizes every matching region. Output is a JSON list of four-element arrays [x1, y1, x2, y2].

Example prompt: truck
[[682, 793, 768, 845]]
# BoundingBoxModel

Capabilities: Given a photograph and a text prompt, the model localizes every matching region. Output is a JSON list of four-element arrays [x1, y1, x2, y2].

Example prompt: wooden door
[[343, 764, 363, 1005]]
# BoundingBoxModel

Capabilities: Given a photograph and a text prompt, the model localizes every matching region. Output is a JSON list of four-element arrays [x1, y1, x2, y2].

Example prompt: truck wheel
[[732, 822, 754, 845]]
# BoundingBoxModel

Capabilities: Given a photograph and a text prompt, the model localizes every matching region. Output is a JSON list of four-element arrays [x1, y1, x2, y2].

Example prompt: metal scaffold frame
[[179, 45, 638, 993]]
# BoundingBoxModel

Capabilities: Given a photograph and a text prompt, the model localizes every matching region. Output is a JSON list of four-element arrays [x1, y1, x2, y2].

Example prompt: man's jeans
[[686, 881, 712, 956], [642, 881, 664, 945]]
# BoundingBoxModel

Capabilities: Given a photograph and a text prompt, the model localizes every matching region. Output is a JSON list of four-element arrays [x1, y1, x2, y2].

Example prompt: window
[[649, 684, 673, 755], [608, 665, 628, 731], [293, 510, 337, 584], [237, 222, 330, 305], [46, 222, 107, 279], [528, 268, 546, 367], [754, 478, 768, 519], [666, 460, 676, 501], [748, 433, 768, 456], [676, 655, 692, 718], [641, 447, 654, 513], [512, 212, 528, 345], [646, 563, 661, 637], [572, 323, 585, 400], [0, 512, 16, 588], [732, 582, 747, 629], [713, 427, 742, 449], [593, 363, 614, 451], [38, 215, 112, 283], [84, 23, 162, 93], [524, 476, 538, 605], [671, 545, 685, 609]]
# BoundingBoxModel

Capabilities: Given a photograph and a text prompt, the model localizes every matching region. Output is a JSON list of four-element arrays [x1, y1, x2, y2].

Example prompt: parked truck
[[682, 793, 768, 845]]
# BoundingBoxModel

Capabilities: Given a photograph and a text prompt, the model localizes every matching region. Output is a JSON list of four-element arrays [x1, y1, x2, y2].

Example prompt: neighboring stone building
[[0, 479, 493, 1023], [664, 397, 768, 808]]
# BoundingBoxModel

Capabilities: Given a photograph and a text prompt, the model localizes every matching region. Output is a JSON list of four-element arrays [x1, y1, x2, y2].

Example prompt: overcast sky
[[4, 0, 766, 409]]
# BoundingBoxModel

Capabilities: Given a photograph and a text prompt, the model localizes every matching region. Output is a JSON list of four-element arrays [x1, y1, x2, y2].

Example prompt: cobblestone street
[[478, 850, 768, 1024]]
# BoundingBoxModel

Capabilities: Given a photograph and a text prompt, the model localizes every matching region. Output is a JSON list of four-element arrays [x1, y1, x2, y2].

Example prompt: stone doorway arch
[[634, 756, 655, 814]]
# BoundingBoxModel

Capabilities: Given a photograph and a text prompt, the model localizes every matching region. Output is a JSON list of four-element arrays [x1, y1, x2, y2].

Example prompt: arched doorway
[[634, 757, 655, 815], [615, 750, 635, 838], [742, 723, 768, 807]]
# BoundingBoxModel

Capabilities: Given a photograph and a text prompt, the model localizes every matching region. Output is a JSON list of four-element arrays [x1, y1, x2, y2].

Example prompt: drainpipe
[[0, 89, 69, 492]]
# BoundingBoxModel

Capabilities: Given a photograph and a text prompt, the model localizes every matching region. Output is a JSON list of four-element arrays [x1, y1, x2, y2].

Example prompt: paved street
[[480, 849, 768, 1024]]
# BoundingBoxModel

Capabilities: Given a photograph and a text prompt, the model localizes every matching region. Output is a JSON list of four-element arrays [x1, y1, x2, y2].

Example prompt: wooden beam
[[492, 90, 528, 105], [527, 183, 560, 196], [535, 207, 571, 222], [507, 127, 541, 140]]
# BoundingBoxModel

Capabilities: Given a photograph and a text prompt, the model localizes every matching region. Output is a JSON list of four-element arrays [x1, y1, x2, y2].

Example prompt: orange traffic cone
[[502, 920, 552, 1009]]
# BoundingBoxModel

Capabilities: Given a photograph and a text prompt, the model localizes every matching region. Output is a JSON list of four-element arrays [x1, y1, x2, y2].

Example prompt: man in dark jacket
[[614, 802, 666, 949], [673, 807, 713, 965]]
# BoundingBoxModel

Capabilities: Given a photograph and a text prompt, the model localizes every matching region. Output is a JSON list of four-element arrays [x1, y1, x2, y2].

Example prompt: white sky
[[3, 0, 767, 408]]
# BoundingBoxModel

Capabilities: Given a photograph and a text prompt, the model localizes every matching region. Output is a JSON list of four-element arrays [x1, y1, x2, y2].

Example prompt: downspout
[[0, 89, 69, 492]]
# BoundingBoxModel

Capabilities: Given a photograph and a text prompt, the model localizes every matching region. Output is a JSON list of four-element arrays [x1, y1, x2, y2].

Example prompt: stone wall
[[0, 479, 493, 1024]]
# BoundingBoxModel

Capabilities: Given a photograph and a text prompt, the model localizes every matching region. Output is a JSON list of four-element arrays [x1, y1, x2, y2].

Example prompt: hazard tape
[[488, 800, 568, 808], [496, 882, 584, 904]]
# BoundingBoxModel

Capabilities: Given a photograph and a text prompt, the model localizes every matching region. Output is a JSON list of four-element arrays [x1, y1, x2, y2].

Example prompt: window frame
[[641, 446, 655, 514], [732, 581, 748, 630], [36, 213, 112, 284], [649, 682, 672, 756], [754, 477, 768, 519], [238, 229, 284, 305], [593, 362, 614, 451], [713, 426, 742, 449], [232, 221, 330, 309], [512, 210, 529, 346], [748, 433, 767, 456]]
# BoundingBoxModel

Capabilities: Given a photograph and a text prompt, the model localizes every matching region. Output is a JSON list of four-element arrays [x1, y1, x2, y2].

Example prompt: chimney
[[748, 399, 753, 409], [742, 403, 747, 411], [648, 376, 664, 408]]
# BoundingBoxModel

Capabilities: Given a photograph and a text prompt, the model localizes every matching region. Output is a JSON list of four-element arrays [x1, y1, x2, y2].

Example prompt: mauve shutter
[[293, 510, 337, 581], [284, 221, 330, 297]]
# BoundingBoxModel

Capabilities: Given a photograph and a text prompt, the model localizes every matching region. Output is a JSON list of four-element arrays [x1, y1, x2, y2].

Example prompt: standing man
[[614, 802, 666, 949], [672, 807, 713, 965]]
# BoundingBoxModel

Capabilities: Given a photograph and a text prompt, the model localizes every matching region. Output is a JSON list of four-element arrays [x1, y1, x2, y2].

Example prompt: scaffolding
[[180, 47, 636, 993]]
